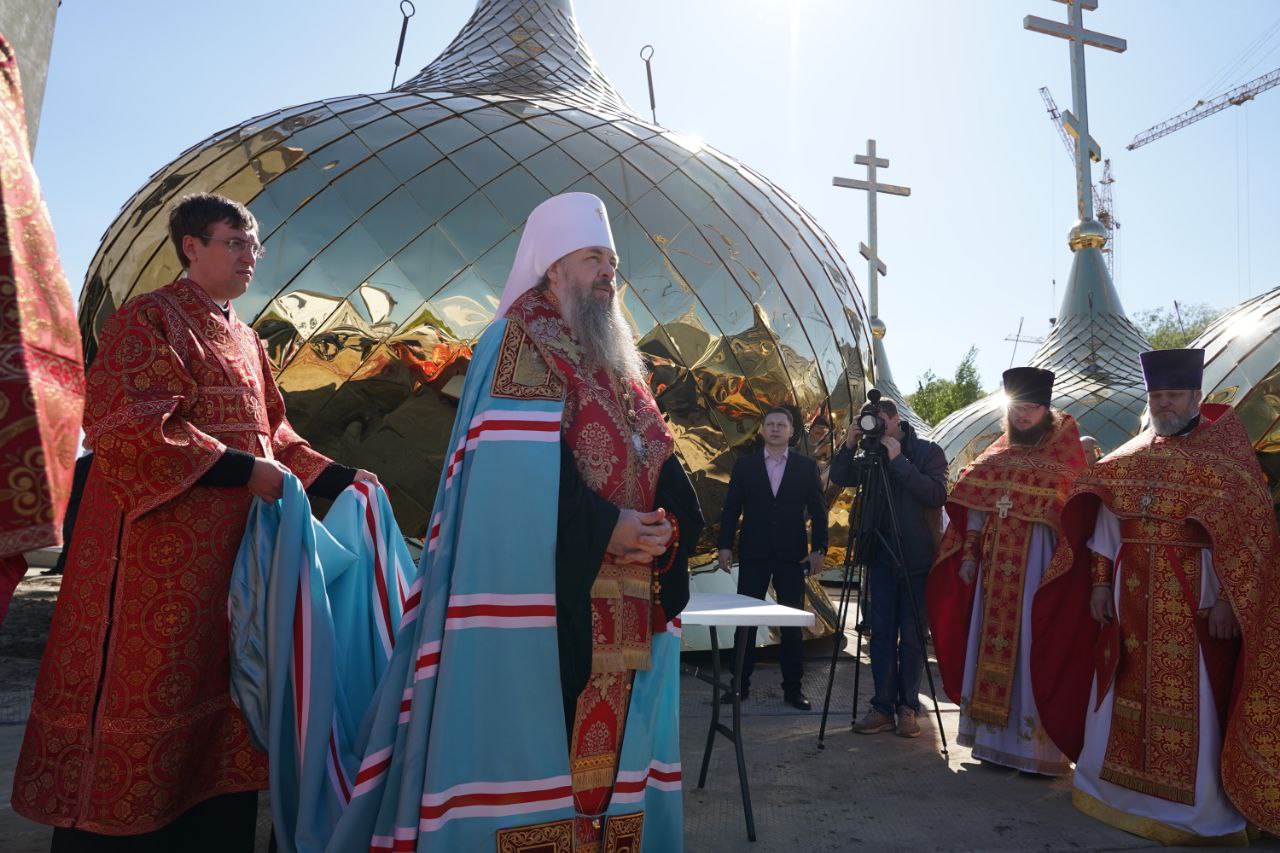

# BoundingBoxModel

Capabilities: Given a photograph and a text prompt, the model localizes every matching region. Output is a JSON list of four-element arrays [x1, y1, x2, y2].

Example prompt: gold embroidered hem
[[955, 732, 1071, 776], [570, 672, 633, 851], [602, 811, 644, 851], [589, 562, 654, 674], [1072, 788, 1248, 847], [496, 818, 574, 852]]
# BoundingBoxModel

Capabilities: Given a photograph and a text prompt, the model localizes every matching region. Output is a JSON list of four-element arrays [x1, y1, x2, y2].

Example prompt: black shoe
[[720, 688, 749, 704], [784, 692, 812, 711]]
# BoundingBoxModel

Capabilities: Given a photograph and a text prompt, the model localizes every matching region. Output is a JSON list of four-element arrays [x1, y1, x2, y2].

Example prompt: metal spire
[[396, 0, 637, 118]]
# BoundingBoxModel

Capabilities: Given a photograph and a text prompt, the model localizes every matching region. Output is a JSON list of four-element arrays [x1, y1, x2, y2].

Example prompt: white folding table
[[680, 591, 815, 842]]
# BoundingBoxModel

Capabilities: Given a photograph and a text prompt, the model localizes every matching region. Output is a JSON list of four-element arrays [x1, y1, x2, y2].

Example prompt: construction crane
[[1128, 65, 1280, 150], [1039, 87, 1120, 279]]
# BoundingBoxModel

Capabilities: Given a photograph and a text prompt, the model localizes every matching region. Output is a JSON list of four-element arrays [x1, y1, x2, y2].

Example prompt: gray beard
[[570, 290, 645, 385], [1151, 408, 1195, 437]]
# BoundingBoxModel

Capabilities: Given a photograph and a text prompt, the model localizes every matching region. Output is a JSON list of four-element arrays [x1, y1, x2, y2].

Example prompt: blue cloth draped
[[230, 317, 682, 852]]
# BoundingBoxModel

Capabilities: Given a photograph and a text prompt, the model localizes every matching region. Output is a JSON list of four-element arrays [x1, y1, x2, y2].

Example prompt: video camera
[[855, 389, 890, 452]]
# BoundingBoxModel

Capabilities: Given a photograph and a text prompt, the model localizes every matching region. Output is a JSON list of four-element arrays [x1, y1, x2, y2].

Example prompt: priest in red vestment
[[0, 32, 84, 624], [1033, 348, 1280, 844], [11, 194, 378, 850], [927, 367, 1085, 774]]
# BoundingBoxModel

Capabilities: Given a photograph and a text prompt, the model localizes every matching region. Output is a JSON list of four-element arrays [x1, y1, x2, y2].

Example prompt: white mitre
[[495, 191, 615, 318]]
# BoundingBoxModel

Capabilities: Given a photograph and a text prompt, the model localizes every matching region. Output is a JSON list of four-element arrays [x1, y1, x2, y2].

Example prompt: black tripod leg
[[818, 449, 886, 746], [850, 559, 866, 725], [818, 553, 857, 746]]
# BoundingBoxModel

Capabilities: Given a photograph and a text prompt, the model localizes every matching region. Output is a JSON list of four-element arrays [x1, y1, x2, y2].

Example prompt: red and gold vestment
[[928, 413, 1085, 724], [12, 278, 332, 834], [1033, 404, 1280, 835], [0, 34, 84, 559]]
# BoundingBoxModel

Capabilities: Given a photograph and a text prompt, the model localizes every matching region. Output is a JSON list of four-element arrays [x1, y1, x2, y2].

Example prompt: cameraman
[[830, 397, 947, 738]]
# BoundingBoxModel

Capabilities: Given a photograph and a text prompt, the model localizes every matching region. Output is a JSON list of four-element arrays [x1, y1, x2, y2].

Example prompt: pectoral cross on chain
[[996, 493, 1013, 519], [1139, 493, 1154, 516]]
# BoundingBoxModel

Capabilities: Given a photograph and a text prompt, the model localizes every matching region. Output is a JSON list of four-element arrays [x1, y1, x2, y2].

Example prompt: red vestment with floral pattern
[[505, 288, 674, 852], [11, 278, 332, 835], [0, 35, 84, 560], [927, 413, 1085, 721], [1032, 405, 1280, 834]]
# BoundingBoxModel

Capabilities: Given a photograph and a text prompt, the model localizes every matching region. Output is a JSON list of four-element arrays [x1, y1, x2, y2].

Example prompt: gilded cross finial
[[833, 139, 910, 334], [1024, 1, 1126, 223]]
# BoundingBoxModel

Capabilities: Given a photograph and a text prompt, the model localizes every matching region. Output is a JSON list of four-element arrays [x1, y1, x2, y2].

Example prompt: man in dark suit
[[718, 406, 828, 710]]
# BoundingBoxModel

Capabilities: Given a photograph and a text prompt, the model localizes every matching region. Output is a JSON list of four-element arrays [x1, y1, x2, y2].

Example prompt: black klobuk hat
[[1139, 349, 1204, 392], [1002, 367, 1055, 407]]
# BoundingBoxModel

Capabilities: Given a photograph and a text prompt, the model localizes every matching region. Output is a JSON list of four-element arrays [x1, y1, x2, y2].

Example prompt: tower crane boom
[[1128, 65, 1280, 150], [1040, 86, 1120, 279], [1039, 87, 1076, 159]]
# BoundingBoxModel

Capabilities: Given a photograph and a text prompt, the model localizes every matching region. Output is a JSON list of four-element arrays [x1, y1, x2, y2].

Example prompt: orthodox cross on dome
[[1024, 0, 1126, 223], [832, 139, 910, 336]]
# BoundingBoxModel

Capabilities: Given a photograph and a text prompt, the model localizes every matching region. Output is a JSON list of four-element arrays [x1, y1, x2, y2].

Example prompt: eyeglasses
[[202, 234, 266, 259]]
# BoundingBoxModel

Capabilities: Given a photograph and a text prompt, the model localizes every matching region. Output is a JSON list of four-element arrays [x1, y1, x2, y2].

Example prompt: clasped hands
[[247, 457, 380, 502], [1088, 584, 1239, 638], [607, 508, 674, 565]]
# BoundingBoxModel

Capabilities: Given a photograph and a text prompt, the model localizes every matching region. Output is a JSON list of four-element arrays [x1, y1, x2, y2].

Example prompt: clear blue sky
[[33, 0, 1280, 394]]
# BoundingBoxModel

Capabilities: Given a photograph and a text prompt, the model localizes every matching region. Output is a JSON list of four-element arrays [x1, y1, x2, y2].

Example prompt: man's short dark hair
[[764, 406, 794, 428], [168, 193, 257, 267], [875, 398, 899, 419]]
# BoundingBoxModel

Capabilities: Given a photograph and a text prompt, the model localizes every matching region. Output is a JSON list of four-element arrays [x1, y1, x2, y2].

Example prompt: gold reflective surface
[[1196, 285, 1280, 509], [76, 0, 874, 564]]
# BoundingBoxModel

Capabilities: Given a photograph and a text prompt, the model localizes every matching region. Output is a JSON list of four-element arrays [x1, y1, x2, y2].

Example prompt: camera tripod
[[817, 439, 948, 756]]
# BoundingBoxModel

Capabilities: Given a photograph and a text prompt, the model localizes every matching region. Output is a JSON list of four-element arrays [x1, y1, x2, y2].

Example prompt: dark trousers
[[735, 558, 805, 694], [50, 791, 263, 853], [866, 562, 928, 716]]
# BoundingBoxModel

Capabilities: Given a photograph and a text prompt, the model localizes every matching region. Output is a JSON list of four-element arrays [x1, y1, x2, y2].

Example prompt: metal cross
[[832, 139, 910, 328], [996, 493, 1014, 519], [1024, 0, 1126, 221]]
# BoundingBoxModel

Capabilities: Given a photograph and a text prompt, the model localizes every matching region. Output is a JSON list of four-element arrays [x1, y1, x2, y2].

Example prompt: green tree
[[1133, 302, 1218, 350], [908, 346, 984, 426]]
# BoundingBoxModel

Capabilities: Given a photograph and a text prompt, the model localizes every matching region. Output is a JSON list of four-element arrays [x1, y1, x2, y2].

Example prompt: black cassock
[[554, 438, 704, 735]]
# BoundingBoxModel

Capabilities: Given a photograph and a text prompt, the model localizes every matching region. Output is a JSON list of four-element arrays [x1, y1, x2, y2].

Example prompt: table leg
[[730, 626, 756, 842], [697, 628, 722, 788], [693, 624, 758, 842]]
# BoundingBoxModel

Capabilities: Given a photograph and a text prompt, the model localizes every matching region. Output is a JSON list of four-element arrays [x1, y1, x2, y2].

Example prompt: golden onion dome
[[1195, 285, 1280, 506], [76, 0, 875, 554]]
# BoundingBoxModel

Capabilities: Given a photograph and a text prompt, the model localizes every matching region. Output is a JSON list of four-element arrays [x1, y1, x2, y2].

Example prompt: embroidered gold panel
[[496, 818, 574, 853]]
